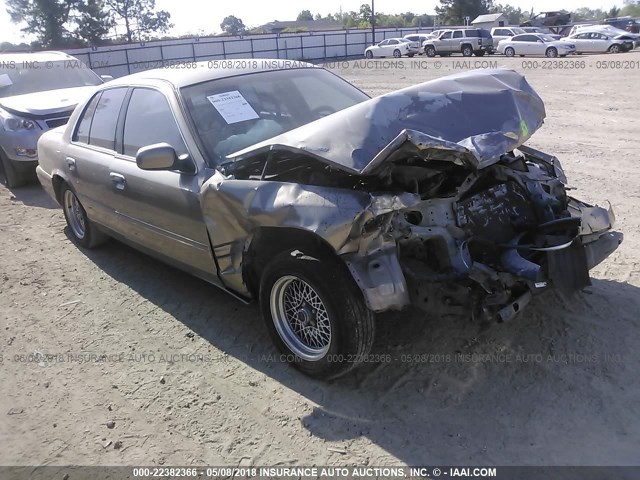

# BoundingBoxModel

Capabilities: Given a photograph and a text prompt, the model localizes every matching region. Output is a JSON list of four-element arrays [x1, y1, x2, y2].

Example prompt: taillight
[[478, 38, 482, 45]]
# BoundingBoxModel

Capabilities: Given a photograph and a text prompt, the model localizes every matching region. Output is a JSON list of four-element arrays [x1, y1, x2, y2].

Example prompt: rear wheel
[[260, 250, 375, 380], [608, 44, 621, 53], [365, 50, 373, 59], [393, 49, 402, 58], [425, 46, 436, 57], [504, 47, 515, 57], [61, 184, 109, 248], [462, 45, 473, 57], [545, 47, 558, 58]]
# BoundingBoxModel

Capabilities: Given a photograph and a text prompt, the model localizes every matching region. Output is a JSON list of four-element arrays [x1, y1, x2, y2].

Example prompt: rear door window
[[73, 92, 102, 144]]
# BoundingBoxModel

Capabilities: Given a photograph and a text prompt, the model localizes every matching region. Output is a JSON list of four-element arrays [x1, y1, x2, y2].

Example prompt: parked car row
[[363, 24, 639, 59]]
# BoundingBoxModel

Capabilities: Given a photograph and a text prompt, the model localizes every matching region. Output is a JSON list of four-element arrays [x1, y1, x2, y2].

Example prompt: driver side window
[[441, 32, 452, 39], [122, 88, 187, 158]]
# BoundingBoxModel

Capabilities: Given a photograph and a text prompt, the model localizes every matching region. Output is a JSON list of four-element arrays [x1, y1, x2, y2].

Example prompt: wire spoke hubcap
[[64, 190, 86, 239], [271, 275, 331, 361]]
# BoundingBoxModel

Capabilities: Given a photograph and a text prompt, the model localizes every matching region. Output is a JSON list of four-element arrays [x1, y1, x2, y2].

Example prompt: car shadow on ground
[[0, 181, 58, 209], [76, 235, 640, 466]]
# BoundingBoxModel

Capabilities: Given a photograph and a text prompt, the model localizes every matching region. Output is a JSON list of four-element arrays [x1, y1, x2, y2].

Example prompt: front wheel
[[0, 152, 25, 188], [504, 47, 515, 57], [393, 49, 402, 58], [545, 47, 558, 58], [474, 50, 485, 57], [61, 184, 109, 248], [260, 251, 375, 380]]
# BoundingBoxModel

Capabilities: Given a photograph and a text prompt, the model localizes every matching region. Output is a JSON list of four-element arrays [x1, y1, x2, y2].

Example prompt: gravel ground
[[1, 52, 639, 467]]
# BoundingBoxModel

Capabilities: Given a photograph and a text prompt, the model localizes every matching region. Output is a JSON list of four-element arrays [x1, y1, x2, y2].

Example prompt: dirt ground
[[1, 52, 639, 467]]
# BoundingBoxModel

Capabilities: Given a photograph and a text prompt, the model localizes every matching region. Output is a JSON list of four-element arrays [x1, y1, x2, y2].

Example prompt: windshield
[[181, 68, 370, 164], [513, 28, 526, 34], [0, 60, 102, 98]]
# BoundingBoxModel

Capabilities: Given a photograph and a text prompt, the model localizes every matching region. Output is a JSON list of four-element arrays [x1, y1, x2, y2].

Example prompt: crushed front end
[[385, 145, 623, 322], [222, 69, 622, 320]]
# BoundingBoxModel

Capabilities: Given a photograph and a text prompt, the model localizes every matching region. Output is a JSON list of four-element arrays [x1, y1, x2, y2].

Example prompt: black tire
[[545, 47, 558, 58], [60, 183, 109, 249], [407, 53, 415, 57], [461, 45, 473, 57], [474, 50, 486, 57], [0, 151, 25, 188], [504, 47, 515, 57], [608, 44, 621, 54], [425, 46, 436, 57], [393, 49, 401, 58], [259, 250, 375, 380], [365, 50, 373, 59]]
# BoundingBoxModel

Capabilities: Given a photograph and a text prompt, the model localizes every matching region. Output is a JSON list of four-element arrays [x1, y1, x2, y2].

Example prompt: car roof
[[0, 51, 78, 62], [105, 59, 319, 89]]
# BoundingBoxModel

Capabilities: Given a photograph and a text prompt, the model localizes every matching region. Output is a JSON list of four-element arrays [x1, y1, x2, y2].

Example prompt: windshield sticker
[[206, 90, 259, 124], [0, 74, 13, 88]]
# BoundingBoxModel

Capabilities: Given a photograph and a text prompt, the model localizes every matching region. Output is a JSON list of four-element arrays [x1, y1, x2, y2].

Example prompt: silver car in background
[[498, 33, 576, 57], [566, 31, 635, 53], [36, 62, 621, 380], [0, 51, 103, 187]]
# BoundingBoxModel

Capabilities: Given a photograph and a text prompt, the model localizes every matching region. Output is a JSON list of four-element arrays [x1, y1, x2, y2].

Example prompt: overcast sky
[[0, 0, 626, 44]]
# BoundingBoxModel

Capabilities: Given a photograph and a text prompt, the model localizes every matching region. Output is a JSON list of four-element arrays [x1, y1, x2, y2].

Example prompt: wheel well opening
[[52, 175, 65, 204], [243, 228, 339, 298]]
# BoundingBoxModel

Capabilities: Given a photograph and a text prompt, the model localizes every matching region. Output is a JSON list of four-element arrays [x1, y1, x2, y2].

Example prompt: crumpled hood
[[228, 68, 546, 173], [0, 86, 97, 117]]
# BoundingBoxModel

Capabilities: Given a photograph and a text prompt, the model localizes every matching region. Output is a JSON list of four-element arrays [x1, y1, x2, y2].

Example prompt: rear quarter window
[[87, 88, 128, 150]]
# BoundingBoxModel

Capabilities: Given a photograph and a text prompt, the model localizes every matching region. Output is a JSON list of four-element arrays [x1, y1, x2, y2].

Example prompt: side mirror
[[136, 143, 177, 170], [100, 75, 114, 82]]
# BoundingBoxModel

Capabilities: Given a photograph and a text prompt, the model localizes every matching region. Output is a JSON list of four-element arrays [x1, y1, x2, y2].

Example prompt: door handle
[[65, 157, 76, 171], [110, 172, 126, 190]]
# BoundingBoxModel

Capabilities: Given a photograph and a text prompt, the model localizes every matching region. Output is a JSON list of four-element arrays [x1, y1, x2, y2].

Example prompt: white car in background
[[566, 31, 635, 53], [364, 38, 415, 58], [498, 33, 575, 57]]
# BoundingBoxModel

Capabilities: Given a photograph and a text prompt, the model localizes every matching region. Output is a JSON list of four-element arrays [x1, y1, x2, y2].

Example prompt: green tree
[[296, 10, 313, 21], [358, 4, 372, 24], [489, 3, 524, 25], [75, 0, 114, 45], [6, 0, 78, 48], [220, 15, 245, 35], [621, 0, 640, 17], [436, 0, 493, 25], [104, 0, 172, 43]]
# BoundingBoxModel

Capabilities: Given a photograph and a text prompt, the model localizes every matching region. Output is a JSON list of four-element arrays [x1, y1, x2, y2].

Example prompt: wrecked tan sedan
[[36, 61, 622, 379]]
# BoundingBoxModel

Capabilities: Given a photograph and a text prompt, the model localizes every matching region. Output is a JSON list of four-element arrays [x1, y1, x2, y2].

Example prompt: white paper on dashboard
[[0, 74, 13, 87], [206, 90, 259, 124]]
